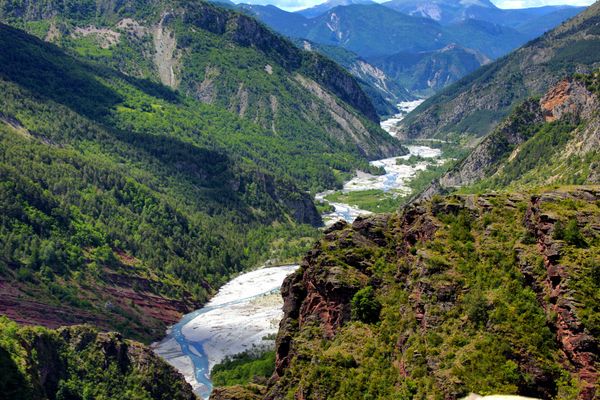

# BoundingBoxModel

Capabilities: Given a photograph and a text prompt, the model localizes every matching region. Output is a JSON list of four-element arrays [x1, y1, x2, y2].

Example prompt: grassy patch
[[325, 189, 408, 213]]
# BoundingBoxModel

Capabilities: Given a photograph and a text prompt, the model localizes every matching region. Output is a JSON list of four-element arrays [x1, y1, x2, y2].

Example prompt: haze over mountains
[[230, 0, 585, 113]]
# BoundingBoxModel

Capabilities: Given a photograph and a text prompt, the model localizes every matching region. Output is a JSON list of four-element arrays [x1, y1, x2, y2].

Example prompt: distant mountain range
[[232, 0, 585, 114], [298, 0, 375, 18], [399, 1, 600, 139]]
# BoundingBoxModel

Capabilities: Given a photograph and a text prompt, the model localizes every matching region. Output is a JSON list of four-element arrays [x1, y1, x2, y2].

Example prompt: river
[[153, 265, 299, 398], [153, 101, 441, 398], [316, 100, 443, 226]]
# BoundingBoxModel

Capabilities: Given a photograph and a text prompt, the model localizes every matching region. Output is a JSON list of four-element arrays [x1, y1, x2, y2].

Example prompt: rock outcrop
[[0, 320, 197, 400], [267, 188, 599, 400], [416, 75, 600, 202]]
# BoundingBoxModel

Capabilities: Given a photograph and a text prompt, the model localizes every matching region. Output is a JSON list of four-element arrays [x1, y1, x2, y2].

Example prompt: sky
[[239, 0, 596, 13]]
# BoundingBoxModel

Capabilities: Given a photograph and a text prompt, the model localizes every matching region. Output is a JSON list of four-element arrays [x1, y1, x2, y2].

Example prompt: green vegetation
[[0, 317, 195, 400], [0, 1, 403, 195], [351, 286, 381, 323], [0, 22, 324, 341], [271, 190, 598, 399], [212, 350, 276, 387], [401, 2, 600, 139], [553, 219, 588, 248], [395, 155, 427, 166], [325, 190, 408, 213]]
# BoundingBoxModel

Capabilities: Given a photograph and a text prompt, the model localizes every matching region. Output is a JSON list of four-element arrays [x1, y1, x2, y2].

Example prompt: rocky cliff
[[0, 318, 197, 400], [267, 188, 599, 399], [416, 74, 600, 201]]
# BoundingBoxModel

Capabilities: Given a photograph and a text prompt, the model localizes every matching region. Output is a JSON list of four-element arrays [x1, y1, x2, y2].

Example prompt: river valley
[[153, 101, 443, 398]]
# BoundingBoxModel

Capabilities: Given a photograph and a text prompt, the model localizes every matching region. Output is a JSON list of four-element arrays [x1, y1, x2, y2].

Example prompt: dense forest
[[0, 22, 327, 341]]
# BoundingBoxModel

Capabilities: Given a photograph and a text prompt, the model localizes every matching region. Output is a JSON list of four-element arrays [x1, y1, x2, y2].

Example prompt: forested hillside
[[0, 317, 196, 400], [266, 187, 599, 399], [0, 0, 403, 167], [417, 71, 600, 200], [0, 22, 326, 341], [0, 0, 410, 341]]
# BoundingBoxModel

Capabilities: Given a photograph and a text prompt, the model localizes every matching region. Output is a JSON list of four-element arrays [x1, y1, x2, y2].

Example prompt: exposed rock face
[[267, 188, 599, 400], [0, 272, 201, 342], [524, 190, 600, 399], [295, 75, 400, 158], [153, 13, 180, 89], [416, 77, 600, 201], [181, 3, 379, 123]]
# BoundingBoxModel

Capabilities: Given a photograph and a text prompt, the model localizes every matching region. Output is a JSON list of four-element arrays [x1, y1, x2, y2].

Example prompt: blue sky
[[240, 0, 596, 12]]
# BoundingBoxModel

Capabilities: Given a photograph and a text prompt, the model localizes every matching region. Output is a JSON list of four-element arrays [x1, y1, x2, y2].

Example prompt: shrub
[[351, 286, 381, 324]]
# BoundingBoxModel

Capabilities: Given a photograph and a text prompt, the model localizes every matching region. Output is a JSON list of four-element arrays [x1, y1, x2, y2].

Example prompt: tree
[[351, 286, 381, 324]]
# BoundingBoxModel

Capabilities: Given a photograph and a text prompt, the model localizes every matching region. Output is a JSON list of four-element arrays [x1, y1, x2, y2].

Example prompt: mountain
[[298, 0, 375, 18], [296, 39, 415, 115], [399, 2, 600, 139], [370, 44, 490, 96], [513, 6, 588, 39], [235, 3, 311, 38], [446, 18, 528, 59], [299, 4, 452, 58], [418, 73, 600, 200], [234, 1, 585, 116], [382, 0, 584, 32], [0, 0, 406, 341], [265, 186, 599, 399], [0, 318, 196, 400], [0, 0, 404, 163], [0, 21, 323, 341]]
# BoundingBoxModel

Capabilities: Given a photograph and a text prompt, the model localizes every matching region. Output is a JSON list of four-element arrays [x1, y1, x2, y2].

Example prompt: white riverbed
[[317, 101, 442, 226], [380, 99, 424, 136], [153, 265, 299, 399]]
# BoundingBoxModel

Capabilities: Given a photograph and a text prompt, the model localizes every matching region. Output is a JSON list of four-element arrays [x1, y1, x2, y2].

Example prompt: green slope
[[417, 71, 600, 200], [267, 188, 600, 399], [0, 317, 196, 400], [0, 0, 404, 171], [0, 22, 322, 341], [399, 2, 600, 140]]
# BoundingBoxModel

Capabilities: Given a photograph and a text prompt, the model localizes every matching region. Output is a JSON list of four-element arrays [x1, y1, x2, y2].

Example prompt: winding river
[[153, 101, 442, 399]]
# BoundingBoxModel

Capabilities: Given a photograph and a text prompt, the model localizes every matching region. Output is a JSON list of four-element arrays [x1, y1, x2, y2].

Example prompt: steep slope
[[382, 0, 584, 31], [297, 39, 415, 115], [0, 22, 325, 341], [301, 4, 451, 58], [0, 0, 404, 167], [446, 18, 527, 59], [268, 188, 599, 399], [235, 4, 311, 38], [418, 73, 600, 200], [381, 0, 499, 24], [298, 0, 375, 18], [370, 44, 490, 96], [0, 317, 196, 400], [399, 2, 600, 139]]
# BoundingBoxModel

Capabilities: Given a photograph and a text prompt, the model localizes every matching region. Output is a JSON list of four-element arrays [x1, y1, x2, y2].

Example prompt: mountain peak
[[297, 0, 375, 18]]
